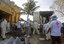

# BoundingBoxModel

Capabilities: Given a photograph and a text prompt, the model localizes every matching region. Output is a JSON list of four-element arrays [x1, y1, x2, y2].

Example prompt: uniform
[[33, 21, 39, 34], [1, 19, 7, 39], [49, 16, 63, 44]]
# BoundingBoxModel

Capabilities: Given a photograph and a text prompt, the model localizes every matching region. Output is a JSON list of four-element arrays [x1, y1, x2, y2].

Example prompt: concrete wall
[[33, 12, 40, 23]]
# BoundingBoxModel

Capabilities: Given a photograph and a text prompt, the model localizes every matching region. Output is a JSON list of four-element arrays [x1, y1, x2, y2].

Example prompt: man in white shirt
[[1, 18, 7, 40], [33, 21, 39, 34], [47, 16, 63, 44]]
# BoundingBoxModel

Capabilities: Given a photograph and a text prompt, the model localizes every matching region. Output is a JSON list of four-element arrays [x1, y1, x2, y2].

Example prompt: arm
[[47, 28, 51, 34]]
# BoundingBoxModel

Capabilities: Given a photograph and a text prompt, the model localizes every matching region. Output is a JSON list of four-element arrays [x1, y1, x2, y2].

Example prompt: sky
[[10, 0, 64, 22], [10, 0, 55, 21], [10, 0, 54, 11]]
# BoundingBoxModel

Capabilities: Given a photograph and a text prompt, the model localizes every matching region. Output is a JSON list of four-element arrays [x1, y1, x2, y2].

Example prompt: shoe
[[27, 35, 30, 37]]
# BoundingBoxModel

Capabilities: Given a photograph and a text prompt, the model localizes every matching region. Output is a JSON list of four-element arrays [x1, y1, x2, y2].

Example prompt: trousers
[[51, 36, 61, 44]]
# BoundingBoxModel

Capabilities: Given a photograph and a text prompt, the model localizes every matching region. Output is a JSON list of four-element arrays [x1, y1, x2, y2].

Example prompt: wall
[[0, 1, 12, 15], [33, 12, 40, 23], [10, 2, 21, 22], [0, 1, 21, 23]]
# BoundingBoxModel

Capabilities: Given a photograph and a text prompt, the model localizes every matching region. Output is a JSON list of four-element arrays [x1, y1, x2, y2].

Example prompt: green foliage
[[22, 0, 40, 15]]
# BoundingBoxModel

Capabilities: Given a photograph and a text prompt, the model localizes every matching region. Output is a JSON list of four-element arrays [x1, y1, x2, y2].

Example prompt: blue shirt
[[50, 20, 62, 36]]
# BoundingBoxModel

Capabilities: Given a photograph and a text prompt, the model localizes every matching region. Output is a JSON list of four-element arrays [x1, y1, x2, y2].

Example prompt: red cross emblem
[[56, 22, 59, 26]]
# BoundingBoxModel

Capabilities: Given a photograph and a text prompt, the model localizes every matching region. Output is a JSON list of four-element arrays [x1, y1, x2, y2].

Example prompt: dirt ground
[[0, 33, 64, 44]]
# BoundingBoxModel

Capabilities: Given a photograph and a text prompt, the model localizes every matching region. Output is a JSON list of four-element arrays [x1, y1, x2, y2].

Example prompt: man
[[33, 21, 39, 34], [16, 20, 22, 36], [42, 23, 47, 34], [25, 19, 30, 37], [1, 18, 7, 40], [6, 21, 10, 33], [47, 16, 63, 44], [11, 22, 15, 33], [45, 22, 51, 40]]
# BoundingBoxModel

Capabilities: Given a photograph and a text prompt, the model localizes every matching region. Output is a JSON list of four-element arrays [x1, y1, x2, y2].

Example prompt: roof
[[40, 11, 54, 17]]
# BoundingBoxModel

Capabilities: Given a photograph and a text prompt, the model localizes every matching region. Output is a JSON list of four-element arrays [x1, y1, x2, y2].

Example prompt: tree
[[21, 0, 40, 20], [50, 0, 64, 15]]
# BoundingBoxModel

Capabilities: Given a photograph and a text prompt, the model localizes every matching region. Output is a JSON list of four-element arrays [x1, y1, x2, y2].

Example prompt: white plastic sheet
[[0, 37, 31, 44], [13, 37, 22, 44], [0, 37, 15, 44], [5, 37, 15, 44], [0, 39, 9, 44]]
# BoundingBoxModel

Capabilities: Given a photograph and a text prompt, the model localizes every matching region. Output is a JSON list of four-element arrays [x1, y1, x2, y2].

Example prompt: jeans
[[25, 26, 30, 36], [16, 28, 22, 36]]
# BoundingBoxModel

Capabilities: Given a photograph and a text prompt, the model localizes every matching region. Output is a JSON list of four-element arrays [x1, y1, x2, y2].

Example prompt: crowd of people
[[0, 18, 40, 40], [0, 15, 64, 44]]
